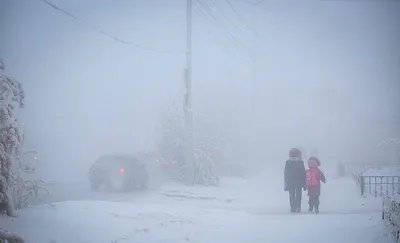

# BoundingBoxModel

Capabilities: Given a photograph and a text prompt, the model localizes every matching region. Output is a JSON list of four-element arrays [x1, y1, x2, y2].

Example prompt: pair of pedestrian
[[284, 148, 326, 213]]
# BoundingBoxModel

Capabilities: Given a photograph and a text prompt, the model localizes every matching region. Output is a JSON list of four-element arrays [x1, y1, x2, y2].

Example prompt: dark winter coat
[[284, 157, 306, 190], [306, 168, 326, 196]]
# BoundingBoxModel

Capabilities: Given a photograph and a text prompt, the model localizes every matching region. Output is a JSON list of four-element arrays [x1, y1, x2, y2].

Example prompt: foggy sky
[[1, 0, 399, 179]]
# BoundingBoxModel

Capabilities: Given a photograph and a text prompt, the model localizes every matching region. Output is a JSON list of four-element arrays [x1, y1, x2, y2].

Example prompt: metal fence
[[382, 195, 400, 242], [354, 174, 400, 197], [344, 163, 400, 241]]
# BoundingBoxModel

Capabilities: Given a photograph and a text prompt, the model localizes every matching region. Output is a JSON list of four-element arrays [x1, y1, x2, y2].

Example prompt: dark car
[[88, 155, 148, 191]]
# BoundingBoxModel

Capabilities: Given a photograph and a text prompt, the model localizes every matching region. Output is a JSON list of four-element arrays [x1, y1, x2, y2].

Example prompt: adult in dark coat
[[284, 148, 306, 213]]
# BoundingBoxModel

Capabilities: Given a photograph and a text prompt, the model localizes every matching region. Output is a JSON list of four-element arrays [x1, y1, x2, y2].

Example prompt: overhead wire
[[208, 0, 240, 31], [206, 0, 253, 50], [193, 2, 246, 61], [38, 0, 185, 55], [38, 0, 252, 58], [194, 0, 251, 57], [224, 0, 255, 35]]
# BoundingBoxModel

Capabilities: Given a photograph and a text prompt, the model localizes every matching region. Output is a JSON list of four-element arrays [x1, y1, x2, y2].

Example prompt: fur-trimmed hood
[[289, 157, 301, 162]]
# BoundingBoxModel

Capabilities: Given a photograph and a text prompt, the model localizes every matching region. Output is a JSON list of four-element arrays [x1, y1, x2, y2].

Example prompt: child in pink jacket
[[306, 156, 326, 213]]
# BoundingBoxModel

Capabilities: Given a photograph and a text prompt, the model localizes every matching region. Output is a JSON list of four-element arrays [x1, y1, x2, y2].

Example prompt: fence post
[[360, 175, 365, 196], [338, 162, 345, 177], [382, 195, 386, 220]]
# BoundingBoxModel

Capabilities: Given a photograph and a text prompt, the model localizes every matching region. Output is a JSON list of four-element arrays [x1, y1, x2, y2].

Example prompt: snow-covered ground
[[1, 200, 388, 243], [0, 168, 394, 243]]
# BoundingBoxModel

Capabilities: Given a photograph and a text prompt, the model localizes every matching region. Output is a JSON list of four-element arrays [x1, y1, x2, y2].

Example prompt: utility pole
[[250, 3, 257, 114], [184, 0, 194, 184], [250, 0, 265, 112], [249, 0, 264, 167]]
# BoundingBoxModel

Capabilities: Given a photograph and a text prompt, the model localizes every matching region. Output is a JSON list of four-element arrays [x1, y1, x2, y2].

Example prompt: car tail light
[[119, 168, 125, 173]]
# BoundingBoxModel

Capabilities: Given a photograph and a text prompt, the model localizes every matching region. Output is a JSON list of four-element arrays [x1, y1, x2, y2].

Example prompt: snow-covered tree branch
[[0, 59, 25, 216], [377, 138, 400, 149], [376, 120, 400, 149], [375, 120, 400, 164], [0, 228, 25, 243]]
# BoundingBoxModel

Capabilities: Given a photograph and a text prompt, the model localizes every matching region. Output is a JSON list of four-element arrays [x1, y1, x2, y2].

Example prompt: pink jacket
[[305, 167, 326, 196]]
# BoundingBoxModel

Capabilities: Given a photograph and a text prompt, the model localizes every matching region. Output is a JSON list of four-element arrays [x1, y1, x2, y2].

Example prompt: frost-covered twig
[[377, 138, 400, 149], [193, 146, 219, 186], [0, 59, 5, 71], [16, 149, 39, 175], [0, 228, 25, 243], [7, 170, 54, 210], [24, 180, 49, 197], [23, 179, 54, 208]]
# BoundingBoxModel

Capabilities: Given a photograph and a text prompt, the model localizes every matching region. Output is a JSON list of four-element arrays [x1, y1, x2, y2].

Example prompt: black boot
[[308, 206, 313, 212], [314, 205, 319, 213]]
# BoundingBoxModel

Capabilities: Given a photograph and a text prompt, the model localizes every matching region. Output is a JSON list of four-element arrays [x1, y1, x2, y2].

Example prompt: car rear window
[[96, 156, 140, 167]]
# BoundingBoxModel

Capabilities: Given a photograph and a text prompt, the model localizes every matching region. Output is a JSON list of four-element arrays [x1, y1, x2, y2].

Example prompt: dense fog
[[1, 0, 399, 182]]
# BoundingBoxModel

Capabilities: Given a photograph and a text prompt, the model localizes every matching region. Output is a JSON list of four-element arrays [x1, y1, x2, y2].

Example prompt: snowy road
[[31, 178, 252, 212], [3, 171, 395, 243], [30, 172, 384, 214]]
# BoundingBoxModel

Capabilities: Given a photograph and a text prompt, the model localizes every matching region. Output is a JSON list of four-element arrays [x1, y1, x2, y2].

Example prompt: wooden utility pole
[[184, 0, 194, 183], [249, 0, 264, 167]]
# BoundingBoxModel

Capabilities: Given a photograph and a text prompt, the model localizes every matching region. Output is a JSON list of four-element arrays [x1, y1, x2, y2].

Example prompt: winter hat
[[308, 156, 320, 167], [289, 148, 301, 159]]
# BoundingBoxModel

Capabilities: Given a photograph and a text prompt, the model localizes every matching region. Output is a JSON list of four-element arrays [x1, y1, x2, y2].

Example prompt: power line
[[224, 0, 255, 35], [194, 0, 251, 55], [209, 0, 239, 31], [193, 3, 250, 61], [39, 0, 184, 55]]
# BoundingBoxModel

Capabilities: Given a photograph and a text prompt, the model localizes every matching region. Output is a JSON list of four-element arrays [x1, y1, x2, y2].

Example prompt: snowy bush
[[156, 104, 222, 186], [0, 59, 25, 216], [382, 195, 400, 242], [193, 145, 219, 186], [0, 228, 25, 243]]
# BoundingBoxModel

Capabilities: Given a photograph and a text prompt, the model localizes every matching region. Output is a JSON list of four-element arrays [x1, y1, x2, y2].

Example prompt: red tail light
[[119, 168, 125, 173]]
